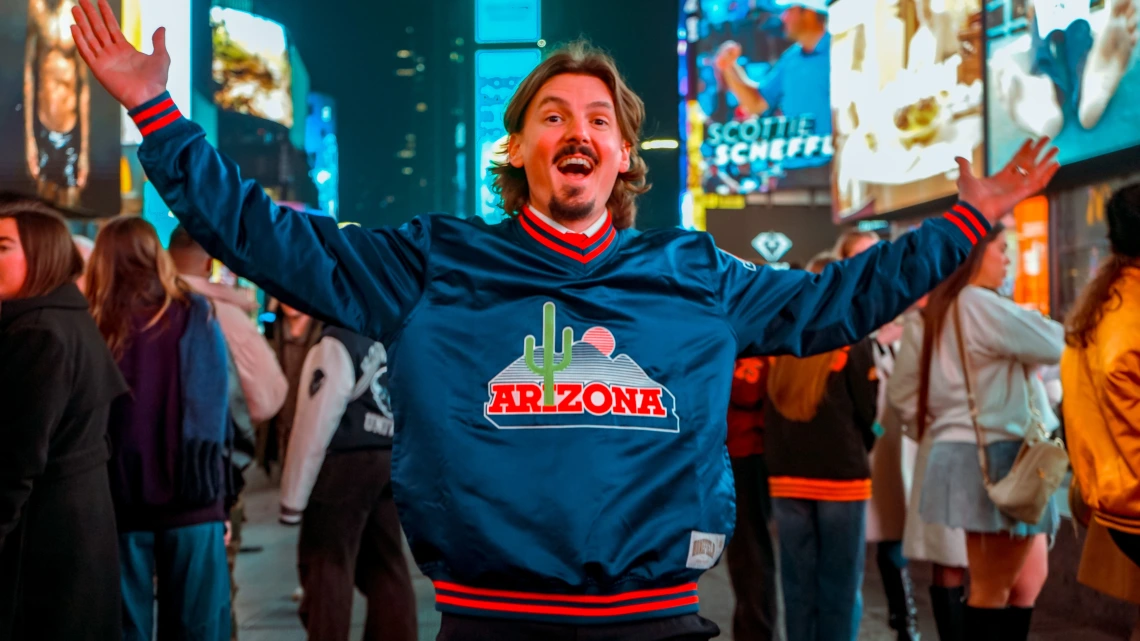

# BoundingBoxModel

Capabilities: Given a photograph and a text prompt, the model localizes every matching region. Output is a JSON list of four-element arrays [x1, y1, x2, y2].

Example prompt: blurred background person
[[764, 253, 879, 641], [168, 225, 287, 640], [1063, 185, 1140, 573], [87, 217, 232, 641], [0, 201, 127, 641], [280, 327, 416, 641], [72, 233, 93, 293], [265, 301, 323, 475], [897, 224, 1063, 640], [724, 356, 783, 641], [836, 229, 920, 641]]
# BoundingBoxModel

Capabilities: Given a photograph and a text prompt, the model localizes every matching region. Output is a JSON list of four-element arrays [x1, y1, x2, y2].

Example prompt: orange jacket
[[1062, 269, 1140, 534], [727, 357, 768, 458]]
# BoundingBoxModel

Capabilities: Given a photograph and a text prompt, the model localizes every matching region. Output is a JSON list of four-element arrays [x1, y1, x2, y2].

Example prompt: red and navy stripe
[[433, 580, 700, 624], [519, 207, 616, 264], [942, 201, 990, 246], [127, 91, 183, 137]]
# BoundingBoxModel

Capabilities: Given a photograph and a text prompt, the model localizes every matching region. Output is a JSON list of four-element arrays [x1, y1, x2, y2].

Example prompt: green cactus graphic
[[524, 302, 574, 406]]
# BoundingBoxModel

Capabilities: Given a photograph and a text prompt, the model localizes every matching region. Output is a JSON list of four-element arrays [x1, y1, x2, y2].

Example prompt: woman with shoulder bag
[[906, 223, 1065, 640], [0, 201, 129, 641], [1062, 184, 1140, 567]]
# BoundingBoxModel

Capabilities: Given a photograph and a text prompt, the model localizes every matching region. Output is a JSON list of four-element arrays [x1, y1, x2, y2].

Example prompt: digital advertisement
[[680, 0, 834, 213], [0, 0, 121, 214], [830, 0, 985, 219], [211, 7, 294, 128], [985, 0, 1140, 172]]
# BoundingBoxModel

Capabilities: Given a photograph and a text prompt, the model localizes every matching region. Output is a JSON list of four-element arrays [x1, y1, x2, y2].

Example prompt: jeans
[[120, 522, 232, 641], [726, 455, 784, 641], [772, 498, 867, 641]]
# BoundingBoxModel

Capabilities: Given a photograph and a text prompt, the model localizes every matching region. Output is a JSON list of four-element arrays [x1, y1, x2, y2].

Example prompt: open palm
[[955, 138, 1060, 224], [70, 0, 169, 110]]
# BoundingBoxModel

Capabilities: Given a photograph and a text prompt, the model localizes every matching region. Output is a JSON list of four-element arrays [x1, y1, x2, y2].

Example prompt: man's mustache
[[553, 145, 599, 164]]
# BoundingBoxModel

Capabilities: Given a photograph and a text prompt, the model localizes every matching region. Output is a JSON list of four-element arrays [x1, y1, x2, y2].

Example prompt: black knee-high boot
[[929, 586, 965, 641], [878, 549, 920, 641]]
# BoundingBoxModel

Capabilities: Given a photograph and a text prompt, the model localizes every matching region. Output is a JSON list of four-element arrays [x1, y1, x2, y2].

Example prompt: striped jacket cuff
[[941, 201, 991, 246], [127, 91, 184, 137]]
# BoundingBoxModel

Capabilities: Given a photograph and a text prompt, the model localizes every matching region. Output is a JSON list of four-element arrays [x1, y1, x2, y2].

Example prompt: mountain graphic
[[491, 341, 664, 388]]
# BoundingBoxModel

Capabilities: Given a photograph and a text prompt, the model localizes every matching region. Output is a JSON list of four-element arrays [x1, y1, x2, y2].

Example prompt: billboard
[[985, 0, 1140, 173], [474, 48, 541, 223], [476, 0, 541, 44], [1, 0, 121, 214], [679, 0, 833, 219], [210, 7, 293, 128], [120, 0, 191, 146], [830, 0, 985, 220]]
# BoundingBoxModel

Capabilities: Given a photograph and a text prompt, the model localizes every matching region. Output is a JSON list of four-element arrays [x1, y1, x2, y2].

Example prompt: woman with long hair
[[87, 216, 233, 640], [893, 223, 1063, 640], [1062, 184, 1140, 566], [764, 253, 880, 641], [0, 200, 127, 641]]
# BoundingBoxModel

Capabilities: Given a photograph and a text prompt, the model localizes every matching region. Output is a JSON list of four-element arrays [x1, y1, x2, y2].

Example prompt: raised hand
[[70, 0, 169, 110], [955, 138, 1060, 224], [715, 41, 743, 72]]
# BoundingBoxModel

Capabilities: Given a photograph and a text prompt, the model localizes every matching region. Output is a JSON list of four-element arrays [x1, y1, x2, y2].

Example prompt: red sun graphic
[[581, 327, 616, 357]]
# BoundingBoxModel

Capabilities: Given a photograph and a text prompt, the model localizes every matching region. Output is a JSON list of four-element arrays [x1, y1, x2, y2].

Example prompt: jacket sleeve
[[279, 337, 355, 522], [0, 328, 70, 545], [130, 93, 429, 343], [887, 316, 924, 435], [214, 301, 288, 424], [846, 339, 881, 450], [720, 203, 988, 357], [1104, 342, 1140, 443], [961, 288, 1064, 366]]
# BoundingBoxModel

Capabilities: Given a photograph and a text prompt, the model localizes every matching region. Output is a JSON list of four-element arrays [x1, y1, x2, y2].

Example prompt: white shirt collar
[[528, 206, 610, 237]]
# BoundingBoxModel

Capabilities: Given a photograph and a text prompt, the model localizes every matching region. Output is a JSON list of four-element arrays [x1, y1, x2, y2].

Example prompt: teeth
[[558, 157, 592, 169]]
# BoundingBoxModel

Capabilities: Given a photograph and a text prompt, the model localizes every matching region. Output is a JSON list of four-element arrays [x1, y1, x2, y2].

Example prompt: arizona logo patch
[[483, 302, 680, 433]]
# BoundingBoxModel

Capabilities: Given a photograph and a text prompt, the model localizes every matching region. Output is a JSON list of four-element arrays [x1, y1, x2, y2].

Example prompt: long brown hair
[[489, 40, 650, 230], [86, 216, 188, 357], [0, 199, 84, 299], [915, 224, 1006, 438], [1065, 185, 1140, 348], [767, 253, 841, 422]]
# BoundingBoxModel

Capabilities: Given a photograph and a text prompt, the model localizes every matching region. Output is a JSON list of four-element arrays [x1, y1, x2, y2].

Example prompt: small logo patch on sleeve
[[686, 531, 726, 569], [309, 369, 325, 397]]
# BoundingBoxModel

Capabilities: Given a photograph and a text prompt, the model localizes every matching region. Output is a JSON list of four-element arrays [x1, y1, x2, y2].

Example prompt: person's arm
[[1104, 348, 1140, 448], [128, 97, 429, 341], [963, 288, 1064, 366], [24, 23, 38, 180], [0, 329, 69, 545], [77, 59, 90, 188], [846, 339, 880, 450], [721, 202, 988, 357], [68, 3, 430, 341], [279, 337, 355, 523], [213, 302, 288, 424], [887, 317, 924, 433], [714, 41, 774, 116]]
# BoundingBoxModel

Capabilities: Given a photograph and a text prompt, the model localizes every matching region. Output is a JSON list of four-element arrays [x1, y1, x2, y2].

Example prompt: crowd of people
[[3, 2, 1139, 641]]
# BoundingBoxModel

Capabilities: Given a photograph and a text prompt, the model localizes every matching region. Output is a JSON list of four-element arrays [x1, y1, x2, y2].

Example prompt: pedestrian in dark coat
[[0, 200, 128, 641]]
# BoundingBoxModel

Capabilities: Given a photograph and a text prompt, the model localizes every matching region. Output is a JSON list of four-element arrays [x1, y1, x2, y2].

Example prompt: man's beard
[[549, 186, 596, 224]]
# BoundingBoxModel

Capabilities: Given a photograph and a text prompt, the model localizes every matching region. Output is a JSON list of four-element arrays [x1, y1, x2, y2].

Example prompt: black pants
[[436, 613, 720, 641], [298, 449, 417, 641], [1109, 528, 1140, 569], [725, 455, 782, 641]]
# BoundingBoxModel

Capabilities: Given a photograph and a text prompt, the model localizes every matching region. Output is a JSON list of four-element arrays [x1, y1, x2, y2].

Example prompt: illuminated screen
[[830, 0, 985, 219], [474, 48, 541, 223], [210, 7, 293, 128], [120, 0, 191, 146], [985, 0, 1140, 172], [0, 0, 121, 213], [679, 0, 833, 205]]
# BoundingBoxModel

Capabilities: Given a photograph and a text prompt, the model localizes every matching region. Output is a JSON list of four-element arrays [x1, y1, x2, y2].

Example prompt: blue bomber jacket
[[130, 93, 990, 625]]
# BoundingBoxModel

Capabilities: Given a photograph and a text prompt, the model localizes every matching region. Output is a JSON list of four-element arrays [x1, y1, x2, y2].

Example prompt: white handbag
[[953, 300, 1069, 525]]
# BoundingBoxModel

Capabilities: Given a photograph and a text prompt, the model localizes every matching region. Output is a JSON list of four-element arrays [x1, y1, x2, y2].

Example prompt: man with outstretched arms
[[71, 1, 1057, 637]]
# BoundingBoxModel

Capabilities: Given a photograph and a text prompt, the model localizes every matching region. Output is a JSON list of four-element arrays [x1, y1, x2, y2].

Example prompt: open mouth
[[556, 156, 595, 177]]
